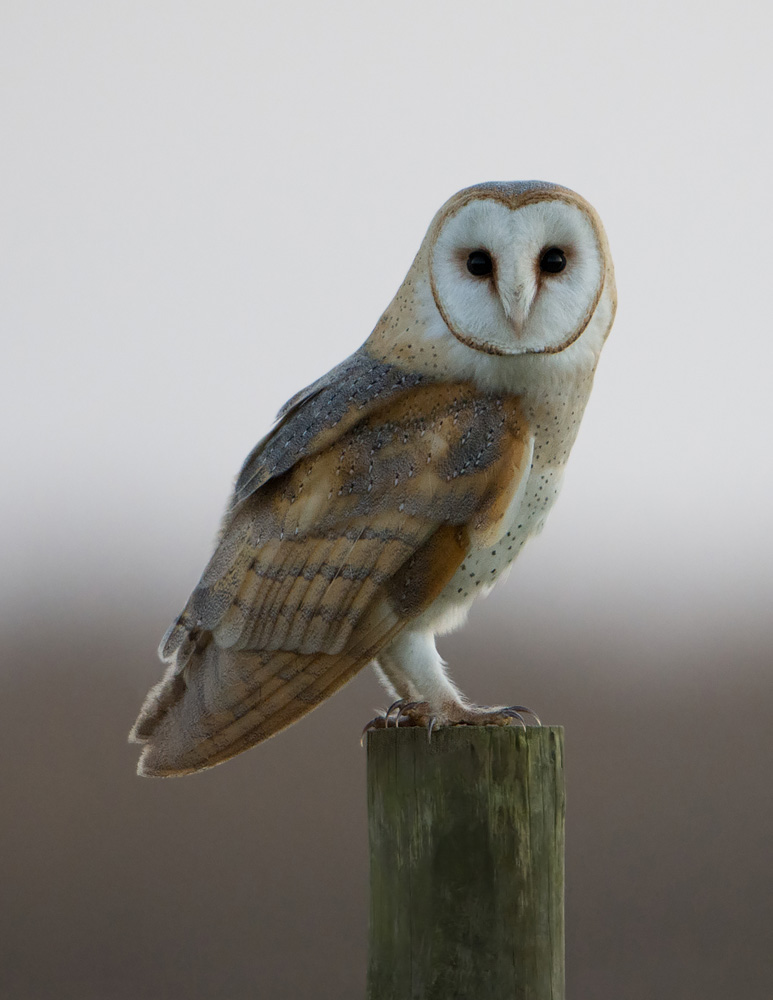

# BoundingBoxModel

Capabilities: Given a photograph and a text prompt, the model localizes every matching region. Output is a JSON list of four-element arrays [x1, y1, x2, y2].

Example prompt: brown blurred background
[[3, 580, 771, 999], [3, 2, 772, 997]]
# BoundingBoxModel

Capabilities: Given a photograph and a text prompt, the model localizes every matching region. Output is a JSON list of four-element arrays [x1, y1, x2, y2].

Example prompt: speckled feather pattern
[[133, 377, 531, 774], [131, 179, 616, 775], [232, 349, 425, 504]]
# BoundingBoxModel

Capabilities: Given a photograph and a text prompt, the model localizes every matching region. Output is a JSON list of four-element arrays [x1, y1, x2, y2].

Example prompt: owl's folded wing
[[131, 376, 531, 775], [230, 347, 426, 505]]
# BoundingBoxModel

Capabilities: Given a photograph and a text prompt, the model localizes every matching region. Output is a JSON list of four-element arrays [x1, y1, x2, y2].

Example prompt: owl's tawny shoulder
[[237, 364, 532, 524], [232, 348, 426, 506]]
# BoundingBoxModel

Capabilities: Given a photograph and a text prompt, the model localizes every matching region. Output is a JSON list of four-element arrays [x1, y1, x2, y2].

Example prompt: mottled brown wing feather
[[230, 347, 426, 504], [131, 376, 530, 775]]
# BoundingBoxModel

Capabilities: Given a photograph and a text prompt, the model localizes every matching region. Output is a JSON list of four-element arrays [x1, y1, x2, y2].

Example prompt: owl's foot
[[360, 700, 422, 742], [445, 704, 542, 729], [361, 701, 540, 744], [394, 701, 540, 728]]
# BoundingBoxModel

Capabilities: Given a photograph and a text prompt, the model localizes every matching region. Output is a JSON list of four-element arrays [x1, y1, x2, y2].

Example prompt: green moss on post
[[366, 725, 565, 1000]]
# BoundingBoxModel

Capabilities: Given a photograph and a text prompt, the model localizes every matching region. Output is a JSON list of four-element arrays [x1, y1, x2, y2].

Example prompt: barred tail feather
[[130, 604, 402, 777]]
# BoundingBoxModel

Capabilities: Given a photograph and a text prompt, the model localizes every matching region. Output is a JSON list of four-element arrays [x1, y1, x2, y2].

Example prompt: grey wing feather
[[231, 348, 425, 506]]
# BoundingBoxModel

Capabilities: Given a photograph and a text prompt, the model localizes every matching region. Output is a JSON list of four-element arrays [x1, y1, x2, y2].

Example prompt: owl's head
[[424, 181, 614, 356]]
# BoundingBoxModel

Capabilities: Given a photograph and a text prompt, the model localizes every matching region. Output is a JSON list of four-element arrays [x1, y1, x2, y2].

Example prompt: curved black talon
[[360, 717, 383, 746], [502, 707, 527, 730], [384, 699, 407, 727], [506, 704, 542, 726]]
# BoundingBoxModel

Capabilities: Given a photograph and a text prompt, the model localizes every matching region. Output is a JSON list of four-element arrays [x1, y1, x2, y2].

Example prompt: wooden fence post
[[366, 725, 565, 1000]]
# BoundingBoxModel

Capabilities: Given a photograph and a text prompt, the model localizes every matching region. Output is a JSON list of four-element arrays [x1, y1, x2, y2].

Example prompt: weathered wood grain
[[366, 725, 565, 1000]]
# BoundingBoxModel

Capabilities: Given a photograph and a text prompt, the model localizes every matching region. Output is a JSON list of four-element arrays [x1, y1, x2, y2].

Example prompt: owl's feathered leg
[[369, 628, 540, 732], [364, 629, 457, 733], [369, 664, 403, 704], [373, 629, 463, 713]]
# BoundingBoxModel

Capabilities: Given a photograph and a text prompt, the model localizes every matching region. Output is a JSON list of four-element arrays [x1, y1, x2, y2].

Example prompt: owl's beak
[[497, 279, 535, 337]]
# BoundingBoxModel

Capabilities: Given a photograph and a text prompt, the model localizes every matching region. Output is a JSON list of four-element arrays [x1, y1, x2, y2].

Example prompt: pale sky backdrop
[[3, 1, 772, 652]]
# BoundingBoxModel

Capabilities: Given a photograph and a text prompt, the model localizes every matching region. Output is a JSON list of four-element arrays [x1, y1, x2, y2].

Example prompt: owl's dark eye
[[466, 250, 493, 277], [540, 247, 567, 274]]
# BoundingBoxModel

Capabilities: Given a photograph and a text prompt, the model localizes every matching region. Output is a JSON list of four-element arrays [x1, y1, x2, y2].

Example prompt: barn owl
[[131, 180, 616, 776]]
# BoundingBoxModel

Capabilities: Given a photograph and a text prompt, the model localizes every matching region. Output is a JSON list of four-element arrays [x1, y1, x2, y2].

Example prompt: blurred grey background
[[2, 2, 771, 998]]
